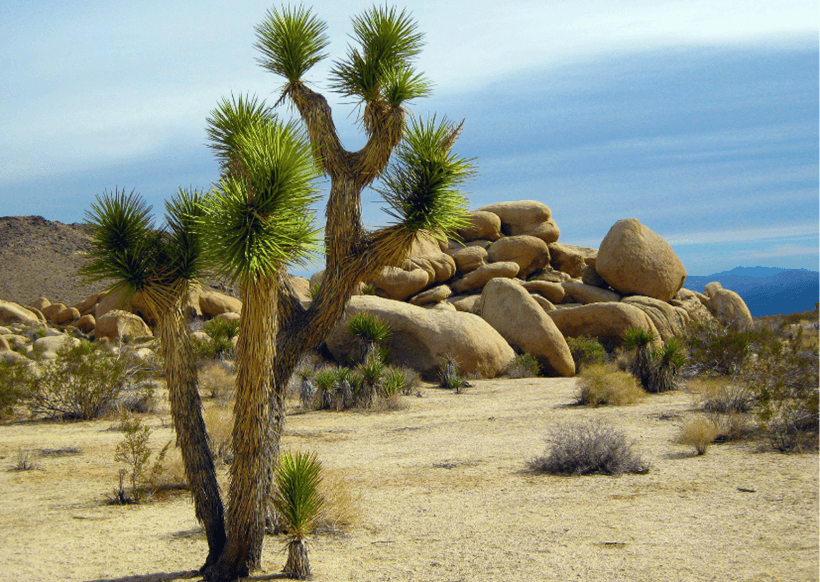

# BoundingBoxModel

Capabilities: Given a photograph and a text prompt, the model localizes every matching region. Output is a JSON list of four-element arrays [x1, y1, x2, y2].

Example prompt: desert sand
[[1, 378, 817, 582]]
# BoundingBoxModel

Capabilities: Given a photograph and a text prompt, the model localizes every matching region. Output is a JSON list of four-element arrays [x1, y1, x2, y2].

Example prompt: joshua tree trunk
[[205, 277, 277, 582], [158, 289, 226, 569]]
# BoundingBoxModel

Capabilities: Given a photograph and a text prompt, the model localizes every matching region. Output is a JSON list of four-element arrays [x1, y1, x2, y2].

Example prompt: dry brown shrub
[[688, 377, 754, 414], [577, 363, 645, 406], [199, 361, 235, 405], [203, 406, 233, 465], [315, 468, 361, 532], [709, 412, 757, 442], [677, 417, 719, 455]]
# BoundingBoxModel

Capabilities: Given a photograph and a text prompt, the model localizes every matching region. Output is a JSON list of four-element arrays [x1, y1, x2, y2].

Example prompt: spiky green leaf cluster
[[624, 327, 656, 350], [329, 5, 430, 107], [254, 5, 329, 84], [83, 188, 203, 303], [655, 339, 686, 370], [200, 108, 321, 284], [378, 116, 473, 239], [205, 94, 272, 169], [272, 450, 324, 538], [347, 312, 391, 345]]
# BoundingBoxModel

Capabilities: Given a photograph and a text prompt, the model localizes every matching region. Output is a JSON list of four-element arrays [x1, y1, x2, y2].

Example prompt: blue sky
[[2, 0, 818, 278]]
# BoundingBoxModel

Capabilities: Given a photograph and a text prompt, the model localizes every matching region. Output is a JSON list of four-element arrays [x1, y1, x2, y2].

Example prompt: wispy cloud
[[666, 224, 818, 245]]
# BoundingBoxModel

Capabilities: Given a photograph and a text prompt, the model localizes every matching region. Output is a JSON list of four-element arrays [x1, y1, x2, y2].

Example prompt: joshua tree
[[199, 5, 473, 581], [272, 450, 325, 579], [83, 189, 226, 568]]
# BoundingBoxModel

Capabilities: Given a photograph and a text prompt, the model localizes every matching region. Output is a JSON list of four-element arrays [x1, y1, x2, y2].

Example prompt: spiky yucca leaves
[[83, 188, 226, 569], [273, 450, 324, 580], [648, 339, 686, 393], [200, 115, 322, 285], [206, 94, 274, 172], [624, 327, 657, 390], [378, 116, 472, 239], [254, 5, 329, 87], [329, 5, 429, 109]]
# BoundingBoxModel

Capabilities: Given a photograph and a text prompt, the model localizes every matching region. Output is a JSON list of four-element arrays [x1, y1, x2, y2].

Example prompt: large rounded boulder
[[325, 295, 515, 380], [596, 218, 686, 302], [547, 302, 661, 349], [701, 283, 753, 331], [480, 278, 575, 377]]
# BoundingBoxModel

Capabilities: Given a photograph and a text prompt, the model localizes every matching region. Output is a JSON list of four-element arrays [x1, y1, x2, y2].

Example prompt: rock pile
[[1, 200, 754, 380]]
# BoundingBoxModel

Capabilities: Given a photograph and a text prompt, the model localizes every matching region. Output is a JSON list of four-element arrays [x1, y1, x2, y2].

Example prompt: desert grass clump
[[272, 450, 324, 580], [566, 336, 606, 372], [505, 353, 540, 378], [690, 377, 754, 414], [677, 417, 719, 455], [576, 363, 645, 406], [529, 419, 649, 476], [314, 468, 360, 532], [11, 448, 38, 472], [203, 407, 234, 465]]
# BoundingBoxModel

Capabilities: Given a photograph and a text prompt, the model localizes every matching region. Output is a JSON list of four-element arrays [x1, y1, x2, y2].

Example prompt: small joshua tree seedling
[[624, 327, 656, 390], [648, 339, 686, 393], [272, 450, 324, 579]]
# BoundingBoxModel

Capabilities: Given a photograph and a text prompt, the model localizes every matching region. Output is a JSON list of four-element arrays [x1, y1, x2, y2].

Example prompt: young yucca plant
[[623, 327, 656, 390], [347, 312, 391, 364], [272, 450, 325, 580], [648, 339, 686, 393]]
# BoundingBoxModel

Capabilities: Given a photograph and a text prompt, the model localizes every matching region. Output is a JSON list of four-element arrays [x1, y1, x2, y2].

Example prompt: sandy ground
[[0, 378, 817, 582]]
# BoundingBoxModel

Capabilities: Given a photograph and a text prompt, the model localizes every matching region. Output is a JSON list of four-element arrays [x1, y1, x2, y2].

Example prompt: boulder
[[26, 306, 48, 325], [480, 278, 575, 376], [287, 275, 312, 303], [447, 245, 487, 274], [96, 310, 153, 341], [703, 288, 753, 331], [403, 253, 456, 284], [409, 284, 452, 306], [0, 300, 43, 326], [621, 296, 690, 341], [520, 280, 565, 303], [216, 311, 241, 322], [479, 200, 560, 243], [199, 290, 242, 318], [532, 294, 556, 313], [456, 210, 502, 242], [0, 351, 31, 365], [28, 297, 51, 312], [325, 295, 516, 379], [487, 235, 550, 278], [74, 293, 102, 316], [529, 268, 572, 284], [548, 243, 592, 278], [309, 270, 326, 293], [561, 281, 621, 304], [371, 266, 431, 301], [27, 335, 82, 360], [55, 307, 81, 326], [547, 302, 662, 348], [703, 282, 724, 298], [596, 218, 686, 302], [675, 289, 716, 326], [451, 261, 520, 294], [0, 335, 9, 352], [42, 302, 67, 323], [76, 314, 96, 334], [191, 330, 211, 343]]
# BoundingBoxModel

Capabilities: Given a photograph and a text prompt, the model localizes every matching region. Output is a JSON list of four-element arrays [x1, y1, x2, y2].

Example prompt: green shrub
[[505, 353, 540, 378], [0, 360, 28, 418], [439, 357, 467, 392], [566, 336, 606, 371], [529, 419, 649, 476], [111, 412, 170, 504], [577, 363, 645, 406], [6, 340, 152, 420]]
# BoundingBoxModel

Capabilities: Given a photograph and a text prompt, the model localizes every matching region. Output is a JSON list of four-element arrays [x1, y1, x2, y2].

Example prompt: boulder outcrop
[[596, 218, 686, 302], [479, 200, 560, 243], [547, 302, 661, 348], [325, 295, 516, 379]]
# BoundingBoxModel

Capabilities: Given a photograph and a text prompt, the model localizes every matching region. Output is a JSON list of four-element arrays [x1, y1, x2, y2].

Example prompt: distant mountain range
[[684, 267, 819, 317]]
